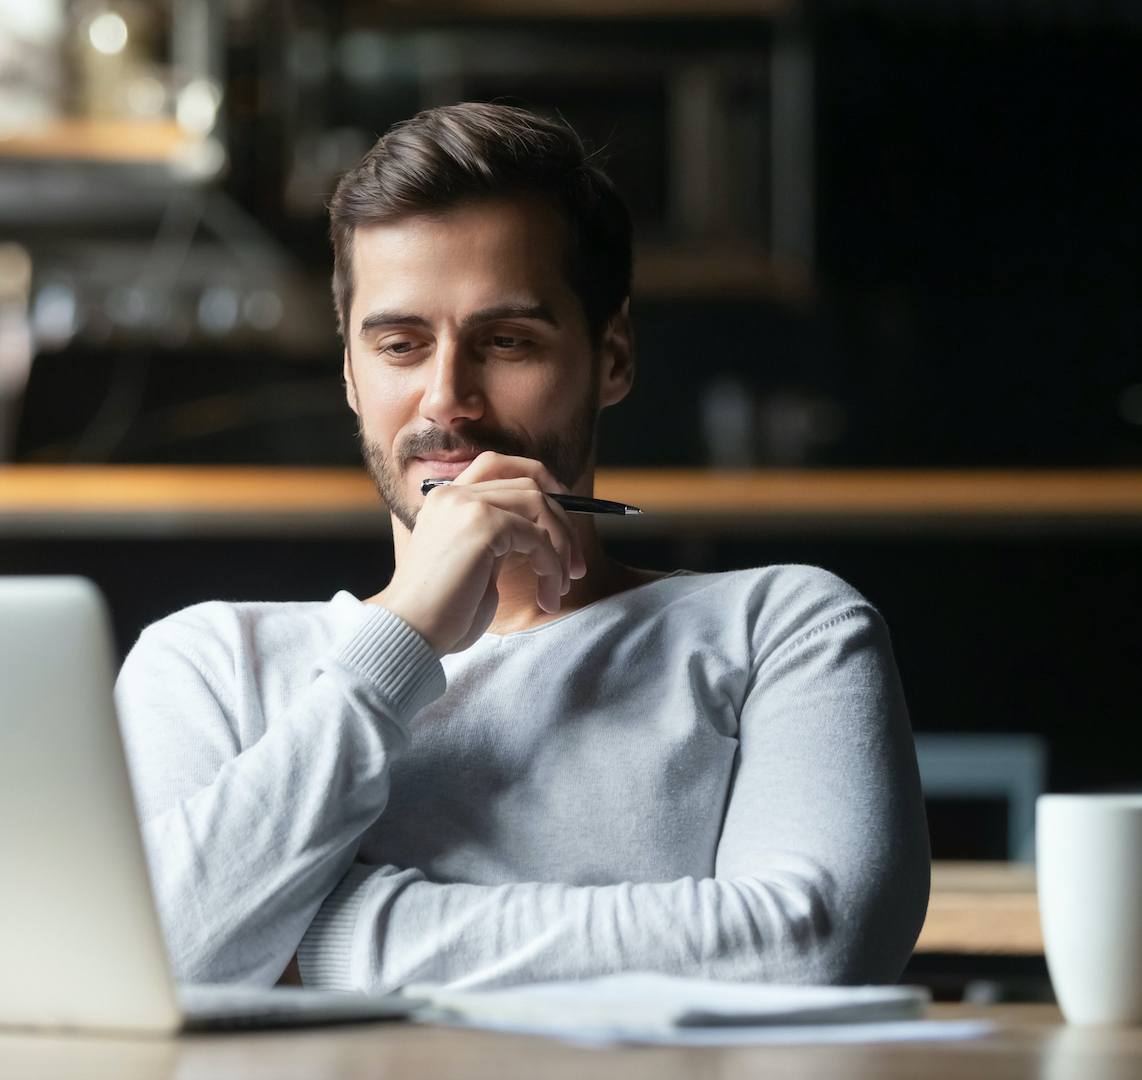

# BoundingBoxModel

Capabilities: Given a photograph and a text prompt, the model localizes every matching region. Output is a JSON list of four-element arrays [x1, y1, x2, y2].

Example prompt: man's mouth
[[411, 454, 479, 481], [396, 426, 533, 485]]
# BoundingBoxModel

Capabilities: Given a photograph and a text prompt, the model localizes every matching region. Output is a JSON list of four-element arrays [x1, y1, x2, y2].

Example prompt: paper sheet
[[411, 974, 994, 1047], [434, 1016, 997, 1047]]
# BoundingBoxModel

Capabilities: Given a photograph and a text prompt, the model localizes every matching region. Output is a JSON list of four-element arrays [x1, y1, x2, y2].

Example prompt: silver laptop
[[0, 576, 418, 1033]]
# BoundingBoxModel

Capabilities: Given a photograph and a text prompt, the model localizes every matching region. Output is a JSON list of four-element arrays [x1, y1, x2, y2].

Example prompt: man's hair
[[329, 102, 632, 344]]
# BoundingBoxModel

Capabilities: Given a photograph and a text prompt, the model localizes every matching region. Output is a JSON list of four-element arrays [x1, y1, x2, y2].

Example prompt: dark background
[[2, 530, 1137, 808], [6, 3, 1142, 838], [18, 8, 1142, 469]]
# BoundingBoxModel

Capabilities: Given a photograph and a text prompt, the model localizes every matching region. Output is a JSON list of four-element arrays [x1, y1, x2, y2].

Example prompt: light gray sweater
[[115, 566, 929, 993]]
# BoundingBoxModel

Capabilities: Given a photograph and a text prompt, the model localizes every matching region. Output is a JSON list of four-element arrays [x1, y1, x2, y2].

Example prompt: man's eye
[[384, 340, 416, 356], [491, 335, 527, 349]]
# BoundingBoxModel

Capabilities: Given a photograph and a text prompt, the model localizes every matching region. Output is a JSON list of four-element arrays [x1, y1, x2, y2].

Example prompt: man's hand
[[369, 452, 587, 655]]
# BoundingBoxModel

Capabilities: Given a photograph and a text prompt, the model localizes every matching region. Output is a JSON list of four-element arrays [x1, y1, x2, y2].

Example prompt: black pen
[[420, 478, 642, 515]]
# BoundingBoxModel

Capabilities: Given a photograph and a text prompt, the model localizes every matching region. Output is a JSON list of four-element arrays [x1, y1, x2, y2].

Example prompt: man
[[116, 103, 929, 993]]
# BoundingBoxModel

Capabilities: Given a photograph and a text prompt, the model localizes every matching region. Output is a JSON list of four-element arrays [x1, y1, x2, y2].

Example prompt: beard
[[359, 392, 600, 533]]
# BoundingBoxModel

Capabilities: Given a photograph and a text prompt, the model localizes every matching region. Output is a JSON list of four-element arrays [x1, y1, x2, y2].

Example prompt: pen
[[420, 478, 642, 515]]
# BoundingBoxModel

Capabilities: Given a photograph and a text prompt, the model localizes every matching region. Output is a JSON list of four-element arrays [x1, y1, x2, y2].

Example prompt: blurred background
[[2, 0, 1141, 1001]]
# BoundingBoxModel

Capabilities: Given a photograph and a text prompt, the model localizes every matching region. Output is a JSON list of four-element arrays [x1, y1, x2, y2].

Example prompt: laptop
[[0, 576, 419, 1033]]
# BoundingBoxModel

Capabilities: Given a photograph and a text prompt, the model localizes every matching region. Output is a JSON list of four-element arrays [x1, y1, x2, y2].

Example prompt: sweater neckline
[[334, 570, 695, 645], [475, 568, 693, 642]]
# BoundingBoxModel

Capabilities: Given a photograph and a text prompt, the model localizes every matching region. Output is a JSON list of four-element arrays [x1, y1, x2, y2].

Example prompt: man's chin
[[382, 481, 420, 534], [359, 443, 418, 533]]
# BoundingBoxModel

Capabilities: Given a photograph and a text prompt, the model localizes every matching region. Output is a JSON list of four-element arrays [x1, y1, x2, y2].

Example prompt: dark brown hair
[[329, 102, 632, 344]]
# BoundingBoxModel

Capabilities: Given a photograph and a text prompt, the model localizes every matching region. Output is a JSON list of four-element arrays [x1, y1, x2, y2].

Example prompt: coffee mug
[[1037, 794, 1142, 1025]]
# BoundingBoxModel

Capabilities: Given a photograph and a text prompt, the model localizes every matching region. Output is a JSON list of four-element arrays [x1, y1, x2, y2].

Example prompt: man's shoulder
[[641, 564, 869, 617], [628, 565, 878, 657], [125, 591, 367, 676]]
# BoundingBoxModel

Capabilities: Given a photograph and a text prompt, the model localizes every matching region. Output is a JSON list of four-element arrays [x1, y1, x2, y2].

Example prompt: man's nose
[[419, 338, 484, 428]]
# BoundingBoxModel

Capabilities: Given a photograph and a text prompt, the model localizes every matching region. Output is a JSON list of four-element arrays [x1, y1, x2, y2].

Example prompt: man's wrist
[[326, 604, 446, 721], [363, 593, 441, 657]]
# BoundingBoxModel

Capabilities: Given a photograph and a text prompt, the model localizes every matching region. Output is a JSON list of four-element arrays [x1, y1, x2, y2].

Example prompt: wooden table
[[1, 1004, 1139, 1079], [918, 862, 1043, 956], [3, 466, 1142, 538]]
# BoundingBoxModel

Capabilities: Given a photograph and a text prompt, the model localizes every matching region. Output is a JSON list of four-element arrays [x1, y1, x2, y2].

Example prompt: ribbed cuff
[[296, 863, 377, 990], [330, 605, 445, 722]]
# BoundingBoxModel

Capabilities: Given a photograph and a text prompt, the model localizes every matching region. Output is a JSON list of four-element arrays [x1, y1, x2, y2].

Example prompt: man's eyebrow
[[358, 311, 431, 335], [461, 304, 558, 329]]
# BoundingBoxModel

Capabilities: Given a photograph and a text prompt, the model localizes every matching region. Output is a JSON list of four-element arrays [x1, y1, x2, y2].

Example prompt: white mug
[[1037, 794, 1142, 1025]]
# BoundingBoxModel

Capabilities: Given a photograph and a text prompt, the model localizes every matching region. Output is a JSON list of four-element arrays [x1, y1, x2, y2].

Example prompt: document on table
[[408, 973, 995, 1046]]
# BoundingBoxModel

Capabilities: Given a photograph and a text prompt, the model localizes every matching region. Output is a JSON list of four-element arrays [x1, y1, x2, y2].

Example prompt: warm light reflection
[[88, 12, 128, 56]]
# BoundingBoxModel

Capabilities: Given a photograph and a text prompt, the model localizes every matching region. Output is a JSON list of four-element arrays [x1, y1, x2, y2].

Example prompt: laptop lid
[[0, 577, 181, 1033]]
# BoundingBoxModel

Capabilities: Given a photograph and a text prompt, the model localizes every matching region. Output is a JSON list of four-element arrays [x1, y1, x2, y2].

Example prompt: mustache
[[395, 425, 531, 470]]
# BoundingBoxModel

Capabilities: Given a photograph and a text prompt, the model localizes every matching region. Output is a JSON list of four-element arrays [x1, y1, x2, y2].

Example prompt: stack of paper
[[407, 973, 994, 1046], [415, 974, 926, 1031]]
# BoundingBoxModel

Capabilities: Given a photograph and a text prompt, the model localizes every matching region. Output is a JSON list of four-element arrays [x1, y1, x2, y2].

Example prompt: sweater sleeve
[[297, 604, 930, 991], [115, 604, 445, 987]]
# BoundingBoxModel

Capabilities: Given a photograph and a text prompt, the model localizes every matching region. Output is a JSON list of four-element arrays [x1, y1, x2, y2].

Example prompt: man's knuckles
[[453, 498, 500, 531], [459, 450, 521, 482], [438, 483, 554, 521], [453, 499, 544, 543], [461, 451, 562, 492]]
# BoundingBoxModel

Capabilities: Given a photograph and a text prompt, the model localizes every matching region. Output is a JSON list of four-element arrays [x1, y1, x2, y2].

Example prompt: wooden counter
[[918, 862, 1042, 956], [3, 466, 1142, 538]]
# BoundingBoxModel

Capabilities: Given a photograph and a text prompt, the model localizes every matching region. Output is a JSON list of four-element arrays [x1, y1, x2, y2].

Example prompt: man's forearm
[[119, 606, 445, 986], [141, 675, 395, 985], [297, 857, 912, 992]]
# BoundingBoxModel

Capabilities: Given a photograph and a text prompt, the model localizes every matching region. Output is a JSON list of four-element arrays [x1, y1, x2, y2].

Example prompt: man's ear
[[343, 348, 360, 416], [598, 298, 634, 409]]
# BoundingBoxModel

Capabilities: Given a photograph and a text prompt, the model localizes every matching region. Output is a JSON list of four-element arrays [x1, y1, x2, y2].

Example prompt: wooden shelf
[[595, 467, 1142, 536], [0, 120, 194, 164], [2, 466, 1142, 538], [0, 466, 382, 538], [596, 467, 1142, 515], [916, 861, 1042, 956]]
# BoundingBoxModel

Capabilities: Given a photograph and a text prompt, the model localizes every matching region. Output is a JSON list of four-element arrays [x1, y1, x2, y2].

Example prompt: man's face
[[344, 196, 629, 532]]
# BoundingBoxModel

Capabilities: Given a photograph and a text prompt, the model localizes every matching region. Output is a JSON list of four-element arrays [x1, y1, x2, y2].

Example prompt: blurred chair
[[914, 733, 1048, 863]]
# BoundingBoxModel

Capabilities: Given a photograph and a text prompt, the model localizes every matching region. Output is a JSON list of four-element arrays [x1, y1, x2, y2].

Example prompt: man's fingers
[[567, 525, 586, 581], [430, 484, 574, 593], [383, 464, 588, 653], [484, 511, 566, 613], [454, 451, 567, 495], [425, 470, 585, 584]]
